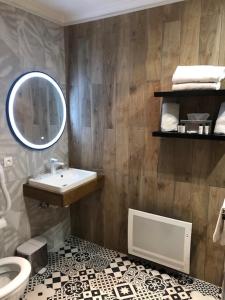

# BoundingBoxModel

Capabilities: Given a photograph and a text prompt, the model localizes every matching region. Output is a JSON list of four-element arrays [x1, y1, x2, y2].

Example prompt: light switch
[[4, 156, 13, 167]]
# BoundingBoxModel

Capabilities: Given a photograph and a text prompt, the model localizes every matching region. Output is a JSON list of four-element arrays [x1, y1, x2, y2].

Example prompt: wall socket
[[3, 156, 13, 167]]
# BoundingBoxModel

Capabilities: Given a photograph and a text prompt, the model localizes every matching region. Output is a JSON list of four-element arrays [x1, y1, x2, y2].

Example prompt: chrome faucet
[[49, 158, 65, 175]]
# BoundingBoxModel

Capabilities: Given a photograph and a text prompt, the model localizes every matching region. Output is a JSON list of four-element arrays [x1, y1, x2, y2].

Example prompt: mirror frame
[[6, 71, 66, 150]]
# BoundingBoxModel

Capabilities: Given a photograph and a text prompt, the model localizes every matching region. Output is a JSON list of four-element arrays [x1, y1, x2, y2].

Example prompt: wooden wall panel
[[161, 20, 181, 90], [179, 0, 201, 65], [66, 0, 225, 285]]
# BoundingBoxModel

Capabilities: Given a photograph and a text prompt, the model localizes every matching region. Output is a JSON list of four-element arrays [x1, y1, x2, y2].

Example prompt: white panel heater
[[128, 209, 192, 274]]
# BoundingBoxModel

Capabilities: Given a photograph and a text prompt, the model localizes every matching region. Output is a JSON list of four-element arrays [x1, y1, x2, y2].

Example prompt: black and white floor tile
[[22, 235, 222, 300]]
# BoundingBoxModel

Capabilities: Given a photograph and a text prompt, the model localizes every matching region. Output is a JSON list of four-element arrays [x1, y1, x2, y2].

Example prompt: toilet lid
[[0, 257, 31, 298]]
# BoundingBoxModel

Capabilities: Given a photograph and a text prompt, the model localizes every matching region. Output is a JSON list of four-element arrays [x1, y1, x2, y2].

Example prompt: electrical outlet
[[4, 156, 13, 167]]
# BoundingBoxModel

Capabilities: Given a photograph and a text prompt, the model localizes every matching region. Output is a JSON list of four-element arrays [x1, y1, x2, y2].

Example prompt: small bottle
[[177, 124, 182, 133], [180, 124, 186, 133], [198, 124, 203, 134], [204, 125, 210, 135]]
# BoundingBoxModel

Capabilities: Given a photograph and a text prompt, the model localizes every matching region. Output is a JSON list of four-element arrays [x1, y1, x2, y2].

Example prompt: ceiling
[[1, 0, 184, 26]]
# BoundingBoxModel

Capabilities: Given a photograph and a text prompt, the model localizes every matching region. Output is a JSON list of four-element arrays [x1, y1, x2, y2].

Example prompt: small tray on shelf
[[180, 120, 212, 134]]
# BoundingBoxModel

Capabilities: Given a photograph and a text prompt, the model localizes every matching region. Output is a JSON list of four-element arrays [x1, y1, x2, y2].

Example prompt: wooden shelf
[[23, 175, 104, 207], [152, 131, 225, 141], [154, 89, 225, 98]]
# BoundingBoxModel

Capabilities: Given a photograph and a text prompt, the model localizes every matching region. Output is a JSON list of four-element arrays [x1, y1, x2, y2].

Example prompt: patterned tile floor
[[22, 236, 222, 300]]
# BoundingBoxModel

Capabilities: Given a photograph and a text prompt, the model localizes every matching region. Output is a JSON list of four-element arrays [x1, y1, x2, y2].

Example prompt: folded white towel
[[172, 65, 225, 84], [213, 199, 225, 246], [214, 102, 225, 134], [172, 81, 225, 91], [161, 103, 179, 132]]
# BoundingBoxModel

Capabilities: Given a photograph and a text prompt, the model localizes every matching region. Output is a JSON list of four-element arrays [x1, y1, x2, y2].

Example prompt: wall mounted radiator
[[128, 209, 192, 274]]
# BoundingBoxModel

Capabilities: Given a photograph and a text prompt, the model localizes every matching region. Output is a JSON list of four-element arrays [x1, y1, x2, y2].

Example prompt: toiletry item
[[204, 125, 210, 135], [177, 124, 183, 133], [187, 130, 197, 133], [198, 125, 203, 134], [180, 124, 186, 133]]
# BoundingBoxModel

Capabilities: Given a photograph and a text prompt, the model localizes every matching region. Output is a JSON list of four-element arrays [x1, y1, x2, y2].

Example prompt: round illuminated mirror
[[6, 72, 66, 150]]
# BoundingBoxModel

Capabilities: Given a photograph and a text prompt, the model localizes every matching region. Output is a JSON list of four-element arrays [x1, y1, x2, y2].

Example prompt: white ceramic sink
[[28, 168, 97, 193]]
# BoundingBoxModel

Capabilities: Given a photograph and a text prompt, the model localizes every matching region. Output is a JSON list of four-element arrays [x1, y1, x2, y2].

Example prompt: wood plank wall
[[65, 0, 225, 285]]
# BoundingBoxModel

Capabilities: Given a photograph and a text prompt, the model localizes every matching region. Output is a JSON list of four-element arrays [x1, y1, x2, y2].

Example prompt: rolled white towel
[[214, 102, 225, 134], [161, 103, 179, 132], [172, 81, 225, 91], [172, 65, 225, 84]]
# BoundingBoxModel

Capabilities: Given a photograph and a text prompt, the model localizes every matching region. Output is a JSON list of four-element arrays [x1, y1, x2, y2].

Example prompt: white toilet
[[0, 257, 31, 300]]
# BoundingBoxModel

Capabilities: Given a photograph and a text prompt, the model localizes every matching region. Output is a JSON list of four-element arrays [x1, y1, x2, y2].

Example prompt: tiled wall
[[0, 2, 70, 257]]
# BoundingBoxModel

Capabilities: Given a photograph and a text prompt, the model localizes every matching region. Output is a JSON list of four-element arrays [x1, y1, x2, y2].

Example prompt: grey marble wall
[[0, 2, 70, 257]]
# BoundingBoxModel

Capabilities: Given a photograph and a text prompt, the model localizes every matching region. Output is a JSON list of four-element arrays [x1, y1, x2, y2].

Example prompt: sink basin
[[28, 168, 97, 193]]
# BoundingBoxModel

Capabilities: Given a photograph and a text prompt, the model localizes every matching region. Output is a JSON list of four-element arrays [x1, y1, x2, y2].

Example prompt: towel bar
[[222, 211, 225, 220]]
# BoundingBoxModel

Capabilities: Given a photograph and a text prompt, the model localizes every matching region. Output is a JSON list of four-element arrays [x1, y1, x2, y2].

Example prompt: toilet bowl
[[0, 257, 31, 300]]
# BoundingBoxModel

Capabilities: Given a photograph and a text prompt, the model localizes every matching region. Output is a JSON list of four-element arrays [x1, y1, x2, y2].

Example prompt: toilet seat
[[0, 257, 31, 299]]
